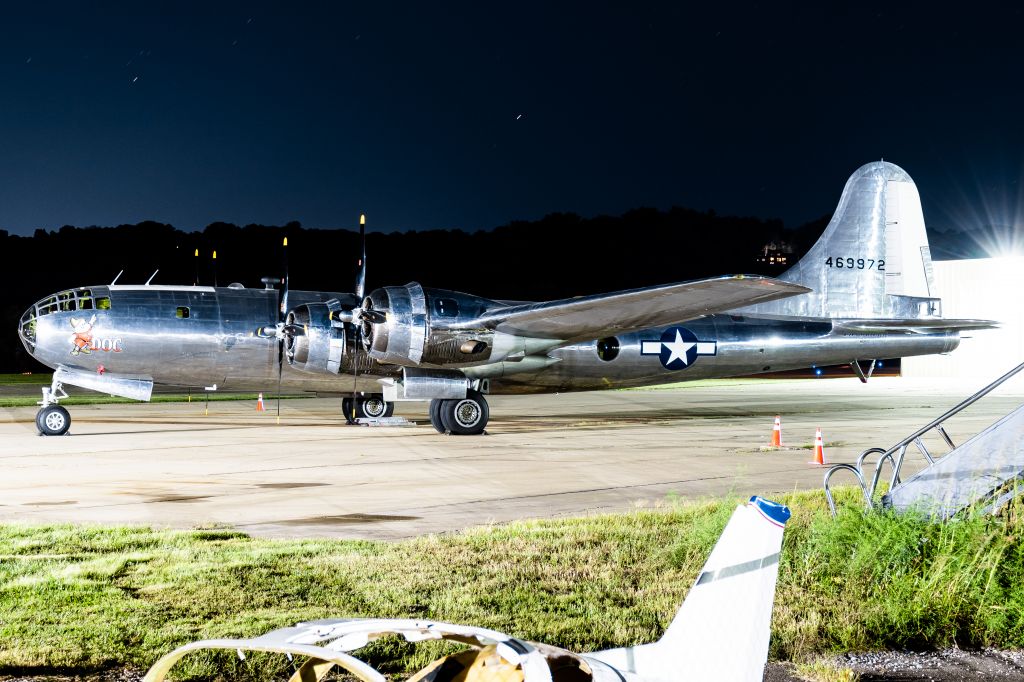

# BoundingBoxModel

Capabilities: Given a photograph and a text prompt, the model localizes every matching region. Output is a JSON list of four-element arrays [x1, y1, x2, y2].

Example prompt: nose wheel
[[36, 374, 72, 436], [36, 405, 71, 436]]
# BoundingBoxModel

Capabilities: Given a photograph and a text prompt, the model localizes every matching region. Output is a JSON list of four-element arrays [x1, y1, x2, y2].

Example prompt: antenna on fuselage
[[145, 270, 159, 285], [110, 270, 124, 286], [194, 248, 200, 286]]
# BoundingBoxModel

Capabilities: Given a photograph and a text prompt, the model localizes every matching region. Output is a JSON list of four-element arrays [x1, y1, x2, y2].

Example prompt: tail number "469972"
[[825, 257, 885, 271]]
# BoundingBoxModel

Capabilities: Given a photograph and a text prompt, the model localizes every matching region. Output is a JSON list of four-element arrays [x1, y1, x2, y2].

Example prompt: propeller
[[256, 237, 294, 424], [349, 215, 367, 424], [276, 237, 289, 424]]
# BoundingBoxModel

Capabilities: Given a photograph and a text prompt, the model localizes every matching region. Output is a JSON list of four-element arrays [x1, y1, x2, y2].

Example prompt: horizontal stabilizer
[[462, 276, 810, 341], [834, 318, 998, 334], [587, 496, 790, 682]]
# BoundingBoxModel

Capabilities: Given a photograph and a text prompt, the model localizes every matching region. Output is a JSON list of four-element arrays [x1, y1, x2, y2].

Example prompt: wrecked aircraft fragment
[[143, 496, 791, 682]]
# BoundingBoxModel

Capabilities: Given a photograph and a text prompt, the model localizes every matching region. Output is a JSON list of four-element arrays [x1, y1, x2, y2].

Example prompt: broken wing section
[[586, 496, 790, 682], [142, 619, 580, 682], [460, 276, 809, 343]]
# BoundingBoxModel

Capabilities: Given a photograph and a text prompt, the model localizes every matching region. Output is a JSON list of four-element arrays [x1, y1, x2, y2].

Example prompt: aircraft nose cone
[[18, 305, 37, 354]]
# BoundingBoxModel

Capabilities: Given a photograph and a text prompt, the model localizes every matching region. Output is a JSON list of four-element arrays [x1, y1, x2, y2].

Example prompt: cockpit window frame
[[35, 288, 102, 316]]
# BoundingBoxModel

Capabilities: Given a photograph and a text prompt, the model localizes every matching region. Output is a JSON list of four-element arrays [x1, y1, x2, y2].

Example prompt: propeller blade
[[350, 325, 360, 425], [355, 214, 366, 300], [277, 236, 289, 425], [348, 215, 367, 426], [361, 309, 387, 325], [280, 236, 290, 322]]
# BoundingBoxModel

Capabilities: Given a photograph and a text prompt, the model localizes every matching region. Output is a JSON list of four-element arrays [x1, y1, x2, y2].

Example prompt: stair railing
[[824, 360, 1024, 517]]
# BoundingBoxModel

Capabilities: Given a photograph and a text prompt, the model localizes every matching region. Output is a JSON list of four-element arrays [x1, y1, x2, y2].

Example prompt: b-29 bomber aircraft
[[18, 161, 991, 436]]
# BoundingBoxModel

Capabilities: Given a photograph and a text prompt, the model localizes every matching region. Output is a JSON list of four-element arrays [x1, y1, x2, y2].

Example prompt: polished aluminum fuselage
[[21, 284, 959, 396]]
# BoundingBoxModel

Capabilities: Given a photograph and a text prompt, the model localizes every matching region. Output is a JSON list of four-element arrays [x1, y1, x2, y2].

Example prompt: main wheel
[[428, 398, 446, 433], [343, 395, 394, 424], [36, 405, 71, 436], [358, 394, 394, 419], [439, 390, 489, 435], [342, 397, 357, 425]]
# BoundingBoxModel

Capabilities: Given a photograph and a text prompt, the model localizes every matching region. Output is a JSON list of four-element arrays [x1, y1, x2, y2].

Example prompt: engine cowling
[[361, 283, 429, 365], [284, 303, 348, 374], [361, 283, 498, 367]]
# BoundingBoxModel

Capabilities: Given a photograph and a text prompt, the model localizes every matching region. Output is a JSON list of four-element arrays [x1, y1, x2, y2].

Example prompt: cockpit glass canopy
[[34, 289, 108, 316]]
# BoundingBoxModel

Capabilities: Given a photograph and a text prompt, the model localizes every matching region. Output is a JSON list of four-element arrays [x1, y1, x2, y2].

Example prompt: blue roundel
[[659, 327, 699, 370]]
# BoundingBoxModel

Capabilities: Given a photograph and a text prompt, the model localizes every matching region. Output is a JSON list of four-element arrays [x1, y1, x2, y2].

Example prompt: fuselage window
[[176, 306, 190, 319], [96, 297, 112, 310], [78, 289, 93, 310], [433, 298, 460, 318], [597, 336, 620, 361]]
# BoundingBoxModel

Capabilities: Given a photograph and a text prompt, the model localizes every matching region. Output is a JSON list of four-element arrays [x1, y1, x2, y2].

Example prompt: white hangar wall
[[901, 257, 1024, 379]]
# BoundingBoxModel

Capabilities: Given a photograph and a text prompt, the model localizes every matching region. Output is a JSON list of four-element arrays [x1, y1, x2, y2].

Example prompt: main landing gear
[[428, 390, 489, 435], [342, 393, 395, 424], [36, 375, 71, 436]]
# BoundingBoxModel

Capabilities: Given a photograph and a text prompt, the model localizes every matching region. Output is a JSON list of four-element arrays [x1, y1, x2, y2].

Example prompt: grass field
[[0, 373, 50, 385], [1, 488, 1022, 679]]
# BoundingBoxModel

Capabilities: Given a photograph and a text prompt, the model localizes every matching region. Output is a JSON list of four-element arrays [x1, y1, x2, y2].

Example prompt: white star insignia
[[663, 329, 696, 366]]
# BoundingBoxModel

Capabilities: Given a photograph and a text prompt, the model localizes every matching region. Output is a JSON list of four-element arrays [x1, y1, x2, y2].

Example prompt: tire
[[358, 394, 393, 419], [342, 397, 357, 425], [37, 405, 71, 436], [428, 398, 446, 433], [439, 390, 489, 435]]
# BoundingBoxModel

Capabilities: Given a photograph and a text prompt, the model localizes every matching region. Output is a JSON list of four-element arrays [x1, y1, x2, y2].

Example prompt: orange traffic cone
[[810, 427, 826, 465], [256, 392, 266, 412], [771, 415, 783, 447]]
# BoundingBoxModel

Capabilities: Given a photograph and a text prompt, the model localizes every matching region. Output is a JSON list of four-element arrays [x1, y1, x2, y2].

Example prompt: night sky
[[1, 2, 1022, 243]]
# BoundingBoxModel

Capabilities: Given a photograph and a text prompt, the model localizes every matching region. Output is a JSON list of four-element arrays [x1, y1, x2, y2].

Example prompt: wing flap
[[462, 276, 810, 341]]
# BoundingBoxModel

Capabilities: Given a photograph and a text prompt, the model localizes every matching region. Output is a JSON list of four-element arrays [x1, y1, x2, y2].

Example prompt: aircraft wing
[[464, 275, 810, 341], [834, 318, 998, 334]]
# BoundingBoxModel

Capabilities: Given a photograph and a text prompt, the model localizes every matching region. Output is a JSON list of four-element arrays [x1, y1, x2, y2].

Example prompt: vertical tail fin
[[740, 161, 939, 319], [587, 496, 790, 682]]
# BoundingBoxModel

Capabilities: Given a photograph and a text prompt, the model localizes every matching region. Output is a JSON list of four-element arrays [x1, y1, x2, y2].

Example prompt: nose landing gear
[[36, 375, 71, 436]]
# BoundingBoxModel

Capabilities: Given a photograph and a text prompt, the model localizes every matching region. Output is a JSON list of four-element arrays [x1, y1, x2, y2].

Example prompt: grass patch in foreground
[[1, 489, 1023, 679]]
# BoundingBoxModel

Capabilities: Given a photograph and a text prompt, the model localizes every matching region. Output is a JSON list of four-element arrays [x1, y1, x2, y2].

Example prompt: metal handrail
[[856, 447, 887, 472], [824, 464, 872, 517], [824, 360, 1024, 517], [869, 451, 898, 498], [880, 360, 1024, 461]]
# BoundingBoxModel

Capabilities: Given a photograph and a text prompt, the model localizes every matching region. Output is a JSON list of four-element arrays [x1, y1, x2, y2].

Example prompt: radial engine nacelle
[[284, 302, 349, 374], [361, 283, 498, 367]]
